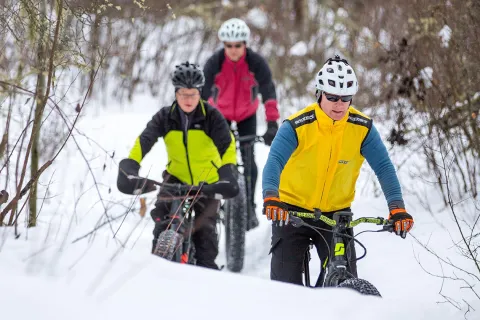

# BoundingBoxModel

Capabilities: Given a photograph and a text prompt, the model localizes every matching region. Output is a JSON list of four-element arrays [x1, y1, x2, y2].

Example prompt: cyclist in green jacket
[[117, 62, 239, 270]]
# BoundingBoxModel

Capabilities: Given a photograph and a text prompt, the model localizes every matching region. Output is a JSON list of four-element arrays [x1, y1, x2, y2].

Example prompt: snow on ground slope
[[0, 94, 478, 319]]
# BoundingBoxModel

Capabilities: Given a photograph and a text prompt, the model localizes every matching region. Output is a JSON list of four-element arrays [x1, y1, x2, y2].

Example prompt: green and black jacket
[[128, 100, 237, 185]]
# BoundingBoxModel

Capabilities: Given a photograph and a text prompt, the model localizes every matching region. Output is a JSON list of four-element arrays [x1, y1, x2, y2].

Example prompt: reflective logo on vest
[[295, 114, 314, 125], [347, 114, 371, 128], [291, 110, 316, 128]]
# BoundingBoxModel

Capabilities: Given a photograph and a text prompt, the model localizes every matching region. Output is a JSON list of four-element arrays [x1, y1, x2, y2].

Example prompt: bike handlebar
[[236, 134, 264, 143], [288, 210, 394, 232], [127, 175, 226, 200]]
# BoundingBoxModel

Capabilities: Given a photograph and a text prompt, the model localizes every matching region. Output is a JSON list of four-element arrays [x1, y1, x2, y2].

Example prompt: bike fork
[[303, 248, 311, 287]]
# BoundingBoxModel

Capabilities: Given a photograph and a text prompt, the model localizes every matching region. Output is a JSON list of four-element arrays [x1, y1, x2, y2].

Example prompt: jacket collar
[[223, 49, 247, 66], [169, 100, 207, 125], [314, 103, 350, 128]]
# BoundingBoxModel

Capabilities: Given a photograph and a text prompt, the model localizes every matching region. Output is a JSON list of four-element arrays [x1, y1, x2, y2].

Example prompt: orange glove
[[263, 197, 289, 225], [389, 208, 414, 238]]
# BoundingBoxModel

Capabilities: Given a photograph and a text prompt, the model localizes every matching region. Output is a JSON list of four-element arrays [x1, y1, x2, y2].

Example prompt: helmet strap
[[315, 90, 322, 103]]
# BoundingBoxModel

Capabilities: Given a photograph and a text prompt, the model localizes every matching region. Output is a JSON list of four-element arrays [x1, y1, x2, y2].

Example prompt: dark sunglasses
[[324, 93, 353, 102], [225, 43, 243, 49]]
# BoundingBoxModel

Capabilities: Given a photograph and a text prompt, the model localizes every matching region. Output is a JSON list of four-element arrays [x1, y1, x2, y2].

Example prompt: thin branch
[[441, 139, 480, 275], [411, 234, 480, 282]]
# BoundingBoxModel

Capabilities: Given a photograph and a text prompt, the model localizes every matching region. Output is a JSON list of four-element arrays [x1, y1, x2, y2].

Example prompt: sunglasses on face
[[324, 93, 353, 103], [225, 43, 243, 49]]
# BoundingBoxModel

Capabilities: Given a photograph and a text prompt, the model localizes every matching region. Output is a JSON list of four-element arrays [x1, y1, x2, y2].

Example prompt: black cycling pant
[[227, 114, 258, 208], [270, 206, 357, 286]]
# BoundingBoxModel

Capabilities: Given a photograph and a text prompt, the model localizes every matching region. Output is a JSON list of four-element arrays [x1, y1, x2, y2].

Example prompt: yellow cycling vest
[[279, 103, 372, 212]]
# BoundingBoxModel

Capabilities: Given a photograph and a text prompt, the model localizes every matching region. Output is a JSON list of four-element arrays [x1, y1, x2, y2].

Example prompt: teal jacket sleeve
[[361, 124, 405, 209], [262, 121, 297, 197]]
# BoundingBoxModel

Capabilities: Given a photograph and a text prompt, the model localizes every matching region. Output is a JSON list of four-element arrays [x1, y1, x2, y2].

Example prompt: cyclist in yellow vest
[[117, 62, 239, 270], [262, 55, 414, 285]]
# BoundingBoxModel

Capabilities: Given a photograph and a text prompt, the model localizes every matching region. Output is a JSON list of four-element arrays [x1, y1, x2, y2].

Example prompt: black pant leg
[[191, 198, 220, 270], [237, 115, 258, 208], [270, 223, 312, 285]]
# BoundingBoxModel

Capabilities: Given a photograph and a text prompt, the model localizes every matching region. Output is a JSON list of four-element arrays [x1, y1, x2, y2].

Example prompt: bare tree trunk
[[89, 13, 101, 98], [293, 0, 306, 33], [28, 0, 48, 228]]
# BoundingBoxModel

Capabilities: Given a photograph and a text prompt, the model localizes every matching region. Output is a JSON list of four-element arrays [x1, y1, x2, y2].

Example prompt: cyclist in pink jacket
[[202, 18, 280, 229]]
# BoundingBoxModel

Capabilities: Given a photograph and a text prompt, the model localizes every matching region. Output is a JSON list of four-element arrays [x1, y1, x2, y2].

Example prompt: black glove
[[263, 121, 278, 146], [117, 158, 156, 195], [197, 164, 240, 199]]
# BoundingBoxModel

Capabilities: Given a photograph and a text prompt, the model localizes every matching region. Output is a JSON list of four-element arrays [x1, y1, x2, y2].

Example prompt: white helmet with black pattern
[[315, 55, 359, 96], [218, 18, 250, 43]]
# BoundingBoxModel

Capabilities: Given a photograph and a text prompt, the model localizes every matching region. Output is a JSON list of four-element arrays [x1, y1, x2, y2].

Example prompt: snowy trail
[[1, 97, 478, 319]]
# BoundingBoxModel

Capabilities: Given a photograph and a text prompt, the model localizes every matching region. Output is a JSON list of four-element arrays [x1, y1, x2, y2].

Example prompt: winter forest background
[[0, 1, 479, 319]]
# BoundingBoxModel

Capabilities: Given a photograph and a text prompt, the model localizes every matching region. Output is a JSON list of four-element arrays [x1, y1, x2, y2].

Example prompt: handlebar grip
[[236, 135, 264, 143]]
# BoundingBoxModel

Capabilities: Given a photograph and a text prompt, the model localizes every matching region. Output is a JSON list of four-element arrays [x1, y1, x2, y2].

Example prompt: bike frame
[[288, 210, 393, 288], [168, 197, 196, 264], [154, 183, 205, 264], [320, 211, 355, 287]]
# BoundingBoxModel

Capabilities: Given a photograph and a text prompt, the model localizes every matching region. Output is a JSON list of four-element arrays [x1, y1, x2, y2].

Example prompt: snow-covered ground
[[1, 94, 479, 320]]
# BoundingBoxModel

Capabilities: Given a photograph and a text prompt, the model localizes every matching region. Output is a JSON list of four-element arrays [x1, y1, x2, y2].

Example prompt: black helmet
[[172, 61, 205, 89]]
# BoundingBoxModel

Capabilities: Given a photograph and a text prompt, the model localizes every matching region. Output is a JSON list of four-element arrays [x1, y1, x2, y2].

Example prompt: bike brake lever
[[289, 215, 304, 228], [127, 174, 141, 180], [382, 224, 394, 233]]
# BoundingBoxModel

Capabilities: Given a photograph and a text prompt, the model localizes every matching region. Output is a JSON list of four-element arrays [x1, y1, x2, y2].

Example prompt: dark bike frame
[[167, 197, 196, 264], [289, 210, 393, 288], [312, 211, 354, 287], [154, 183, 205, 264]]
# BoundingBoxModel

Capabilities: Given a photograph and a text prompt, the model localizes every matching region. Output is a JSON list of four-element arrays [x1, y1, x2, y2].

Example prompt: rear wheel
[[224, 173, 247, 272], [337, 278, 382, 297]]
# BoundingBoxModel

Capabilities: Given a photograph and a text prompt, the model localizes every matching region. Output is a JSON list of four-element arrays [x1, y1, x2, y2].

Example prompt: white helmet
[[315, 55, 359, 96], [218, 18, 250, 43]]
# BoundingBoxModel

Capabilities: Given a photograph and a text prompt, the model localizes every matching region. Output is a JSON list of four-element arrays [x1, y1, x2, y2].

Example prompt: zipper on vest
[[320, 120, 335, 203], [233, 63, 237, 120], [183, 117, 194, 184]]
